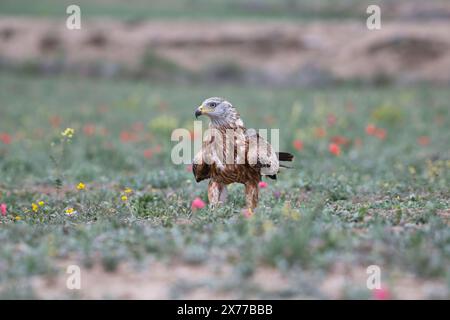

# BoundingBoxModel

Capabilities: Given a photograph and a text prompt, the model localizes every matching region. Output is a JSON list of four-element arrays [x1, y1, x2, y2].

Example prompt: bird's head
[[195, 97, 241, 127]]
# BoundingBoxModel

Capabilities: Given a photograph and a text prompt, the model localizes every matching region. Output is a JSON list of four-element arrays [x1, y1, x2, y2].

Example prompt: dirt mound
[[0, 17, 449, 84], [367, 37, 447, 67]]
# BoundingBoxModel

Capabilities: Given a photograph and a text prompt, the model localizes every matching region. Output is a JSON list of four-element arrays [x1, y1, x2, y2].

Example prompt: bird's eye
[[210, 103, 216, 108]]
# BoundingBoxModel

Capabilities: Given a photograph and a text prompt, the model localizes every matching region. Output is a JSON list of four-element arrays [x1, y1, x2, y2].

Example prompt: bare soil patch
[[28, 259, 448, 299], [1, 18, 450, 84]]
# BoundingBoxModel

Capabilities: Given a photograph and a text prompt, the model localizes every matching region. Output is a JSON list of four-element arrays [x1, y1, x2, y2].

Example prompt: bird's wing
[[192, 147, 211, 182], [245, 130, 279, 175], [192, 135, 216, 182]]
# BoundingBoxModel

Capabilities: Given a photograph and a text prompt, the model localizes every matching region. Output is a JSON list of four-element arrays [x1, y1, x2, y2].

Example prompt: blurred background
[[1, 0, 450, 86]]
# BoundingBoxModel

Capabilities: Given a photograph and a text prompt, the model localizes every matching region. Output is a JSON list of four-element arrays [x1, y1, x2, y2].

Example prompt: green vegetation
[[0, 73, 449, 298], [0, 0, 376, 20]]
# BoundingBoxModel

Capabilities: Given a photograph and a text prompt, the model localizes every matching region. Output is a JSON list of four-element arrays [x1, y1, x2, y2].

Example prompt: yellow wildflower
[[15, 216, 22, 221], [262, 220, 274, 233], [77, 182, 86, 190], [290, 211, 301, 221], [65, 207, 75, 215], [124, 188, 132, 194], [32, 203, 39, 212], [121, 195, 128, 202], [281, 201, 300, 220], [38, 201, 45, 207], [61, 128, 75, 138]]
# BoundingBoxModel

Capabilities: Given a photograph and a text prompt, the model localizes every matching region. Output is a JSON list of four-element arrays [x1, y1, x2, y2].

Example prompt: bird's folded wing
[[192, 148, 211, 182], [246, 131, 279, 175]]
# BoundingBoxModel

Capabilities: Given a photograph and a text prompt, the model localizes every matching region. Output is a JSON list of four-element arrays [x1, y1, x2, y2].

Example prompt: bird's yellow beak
[[195, 105, 213, 118]]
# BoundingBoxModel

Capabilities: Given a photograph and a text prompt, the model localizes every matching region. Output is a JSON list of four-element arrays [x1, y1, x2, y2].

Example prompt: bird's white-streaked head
[[195, 97, 241, 127]]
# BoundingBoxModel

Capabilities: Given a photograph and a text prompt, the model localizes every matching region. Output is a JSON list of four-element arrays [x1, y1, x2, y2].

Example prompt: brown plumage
[[192, 97, 293, 210]]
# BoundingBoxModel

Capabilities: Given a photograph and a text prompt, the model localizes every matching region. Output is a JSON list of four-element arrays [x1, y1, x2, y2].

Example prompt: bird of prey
[[192, 97, 293, 210]]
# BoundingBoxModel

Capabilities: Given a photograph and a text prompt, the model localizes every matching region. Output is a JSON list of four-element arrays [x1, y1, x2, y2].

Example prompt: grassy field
[[0, 0, 379, 20], [0, 73, 449, 299]]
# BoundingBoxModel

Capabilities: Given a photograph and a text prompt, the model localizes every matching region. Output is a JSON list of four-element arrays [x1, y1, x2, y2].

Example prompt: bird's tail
[[276, 152, 294, 168], [277, 152, 294, 162]]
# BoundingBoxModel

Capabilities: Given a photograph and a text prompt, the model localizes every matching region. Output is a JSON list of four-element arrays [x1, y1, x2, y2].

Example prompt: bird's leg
[[245, 183, 258, 210], [208, 181, 224, 208]]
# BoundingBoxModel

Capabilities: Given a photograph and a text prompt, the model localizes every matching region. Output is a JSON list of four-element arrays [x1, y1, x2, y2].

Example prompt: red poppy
[[328, 143, 341, 156], [120, 130, 137, 143], [373, 288, 391, 300], [83, 123, 96, 136], [314, 127, 327, 138], [0, 133, 12, 145], [331, 135, 349, 146], [293, 139, 303, 151], [417, 136, 430, 146], [242, 208, 253, 219], [191, 197, 206, 211], [374, 128, 387, 140], [143, 149, 153, 159], [49, 116, 62, 128], [366, 124, 377, 136]]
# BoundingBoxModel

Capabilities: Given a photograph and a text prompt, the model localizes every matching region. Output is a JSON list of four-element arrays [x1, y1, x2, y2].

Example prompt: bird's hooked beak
[[195, 104, 213, 119]]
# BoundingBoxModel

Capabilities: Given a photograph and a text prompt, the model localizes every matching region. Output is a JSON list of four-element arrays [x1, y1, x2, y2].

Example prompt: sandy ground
[[23, 259, 448, 299], [0, 18, 450, 83]]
